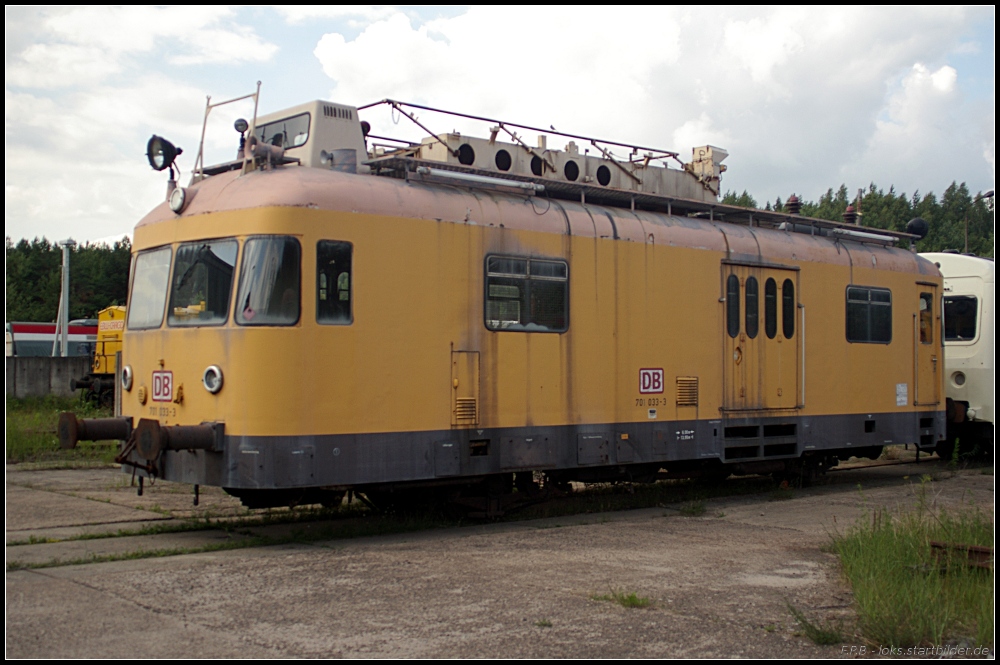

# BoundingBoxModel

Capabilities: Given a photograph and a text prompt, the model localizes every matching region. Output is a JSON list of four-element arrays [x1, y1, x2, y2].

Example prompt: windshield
[[235, 236, 301, 326], [255, 113, 310, 150], [127, 247, 172, 330], [168, 239, 238, 326]]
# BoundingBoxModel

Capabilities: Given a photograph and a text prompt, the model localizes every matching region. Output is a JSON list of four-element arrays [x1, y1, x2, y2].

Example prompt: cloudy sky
[[5, 6, 995, 244]]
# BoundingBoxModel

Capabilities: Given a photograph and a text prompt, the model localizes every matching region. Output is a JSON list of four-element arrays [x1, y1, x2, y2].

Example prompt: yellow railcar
[[60, 97, 946, 508], [70, 305, 125, 406]]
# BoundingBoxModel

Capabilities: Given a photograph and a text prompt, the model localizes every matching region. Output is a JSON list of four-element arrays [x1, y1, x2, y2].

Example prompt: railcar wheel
[[318, 490, 347, 509], [699, 461, 731, 485], [225, 488, 307, 509], [936, 438, 956, 462], [362, 487, 454, 515]]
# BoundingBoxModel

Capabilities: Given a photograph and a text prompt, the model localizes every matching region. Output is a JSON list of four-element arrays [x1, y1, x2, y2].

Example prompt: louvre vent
[[455, 397, 478, 423], [676, 376, 699, 406], [323, 105, 354, 120]]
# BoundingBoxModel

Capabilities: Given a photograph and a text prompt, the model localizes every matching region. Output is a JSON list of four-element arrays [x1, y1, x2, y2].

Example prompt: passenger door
[[914, 285, 940, 406], [760, 271, 799, 409], [723, 266, 760, 410], [723, 265, 800, 411]]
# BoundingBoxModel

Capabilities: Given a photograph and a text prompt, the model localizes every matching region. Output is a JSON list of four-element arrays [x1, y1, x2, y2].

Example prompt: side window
[[745, 276, 759, 339], [485, 256, 568, 332], [764, 278, 777, 339], [919, 292, 933, 344], [943, 295, 978, 341], [726, 274, 740, 338], [846, 286, 892, 343], [782, 279, 795, 339], [317, 241, 353, 324], [235, 236, 301, 326]]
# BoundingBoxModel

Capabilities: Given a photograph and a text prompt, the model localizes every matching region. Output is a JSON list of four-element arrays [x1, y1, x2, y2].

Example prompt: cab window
[[235, 236, 301, 326], [127, 247, 172, 330], [168, 239, 238, 326]]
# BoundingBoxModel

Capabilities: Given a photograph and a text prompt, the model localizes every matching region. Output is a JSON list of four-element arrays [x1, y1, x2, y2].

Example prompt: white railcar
[[920, 252, 995, 458]]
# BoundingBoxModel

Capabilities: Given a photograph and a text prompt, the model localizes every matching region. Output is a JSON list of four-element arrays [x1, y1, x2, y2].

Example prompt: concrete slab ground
[[5, 459, 994, 658]]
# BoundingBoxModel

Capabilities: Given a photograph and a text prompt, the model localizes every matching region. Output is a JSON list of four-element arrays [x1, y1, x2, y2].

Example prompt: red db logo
[[152, 371, 173, 402], [639, 368, 663, 394]]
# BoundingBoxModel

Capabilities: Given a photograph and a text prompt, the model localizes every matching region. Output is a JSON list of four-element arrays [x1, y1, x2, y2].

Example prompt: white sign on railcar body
[[639, 368, 664, 394], [152, 371, 174, 402], [896, 383, 908, 407]]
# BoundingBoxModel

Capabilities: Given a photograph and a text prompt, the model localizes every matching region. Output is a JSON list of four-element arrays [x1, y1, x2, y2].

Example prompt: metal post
[[57, 239, 76, 357], [50, 294, 63, 357]]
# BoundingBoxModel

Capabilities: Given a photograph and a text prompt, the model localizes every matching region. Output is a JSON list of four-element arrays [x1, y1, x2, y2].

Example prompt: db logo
[[152, 370, 173, 402], [639, 368, 664, 394]]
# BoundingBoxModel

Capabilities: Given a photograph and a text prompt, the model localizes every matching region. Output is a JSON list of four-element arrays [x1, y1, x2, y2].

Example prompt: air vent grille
[[676, 376, 699, 406], [455, 398, 478, 423], [323, 105, 354, 120]]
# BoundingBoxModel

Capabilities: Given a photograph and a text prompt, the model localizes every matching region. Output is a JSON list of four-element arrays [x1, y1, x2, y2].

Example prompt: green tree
[[721, 190, 758, 209], [5, 236, 131, 321]]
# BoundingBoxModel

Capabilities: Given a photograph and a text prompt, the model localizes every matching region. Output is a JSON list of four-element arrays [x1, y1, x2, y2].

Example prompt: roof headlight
[[146, 135, 181, 172], [203, 365, 224, 394], [121, 364, 133, 391]]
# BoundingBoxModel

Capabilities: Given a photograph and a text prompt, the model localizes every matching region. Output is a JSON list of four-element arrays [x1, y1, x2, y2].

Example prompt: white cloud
[[5, 7, 278, 90], [3, 6, 993, 244], [672, 114, 728, 156], [314, 8, 681, 143], [275, 6, 399, 24], [723, 10, 806, 87], [848, 63, 992, 193], [312, 7, 992, 204], [5, 43, 122, 89], [4, 76, 253, 242]]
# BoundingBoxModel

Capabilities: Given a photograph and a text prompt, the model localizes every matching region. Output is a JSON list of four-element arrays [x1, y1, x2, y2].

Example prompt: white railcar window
[[943, 295, 978, 341], [485, 256, 568, 332], [127, 247, 172, 330]]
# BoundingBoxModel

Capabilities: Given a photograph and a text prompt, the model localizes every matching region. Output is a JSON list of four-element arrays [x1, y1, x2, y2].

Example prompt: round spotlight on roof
[[146, 135, 182, 172], [234, 118, 249, 134]]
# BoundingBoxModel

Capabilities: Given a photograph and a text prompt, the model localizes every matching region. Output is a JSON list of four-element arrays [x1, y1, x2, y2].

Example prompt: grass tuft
[[591, 589, 653, 609], [534, 619, 552, 628], [832, 480, 993, 649], [787, 603, 843, 645], [678, 500, 706, 516], [6, 395, 116, 465]]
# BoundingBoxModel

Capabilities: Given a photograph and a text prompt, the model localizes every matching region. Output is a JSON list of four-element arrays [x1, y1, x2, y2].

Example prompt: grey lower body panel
[[149, 410, 945, 489]]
